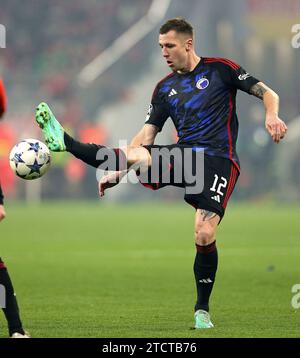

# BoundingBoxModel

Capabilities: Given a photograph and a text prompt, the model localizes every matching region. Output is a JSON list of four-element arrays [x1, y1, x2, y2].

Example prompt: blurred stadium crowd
[[0, 0, 299, 203], [2, 0, 152, 114]]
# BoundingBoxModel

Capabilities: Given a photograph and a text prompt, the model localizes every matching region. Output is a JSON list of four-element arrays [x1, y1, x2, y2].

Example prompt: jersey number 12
[[210, 174, 228, 196]]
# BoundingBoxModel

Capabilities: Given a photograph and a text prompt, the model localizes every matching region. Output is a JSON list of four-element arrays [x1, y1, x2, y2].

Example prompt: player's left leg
[[193, 210, 219, 328], [0, 258, 30, 338], [36, 102, 66, 151], [63, 133, 151, 172], [35, 102, 151, 172]]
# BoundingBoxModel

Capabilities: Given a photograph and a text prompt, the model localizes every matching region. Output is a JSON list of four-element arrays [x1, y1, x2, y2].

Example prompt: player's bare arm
[[130, 124, 160, 146], [250, 82, 288, 144]]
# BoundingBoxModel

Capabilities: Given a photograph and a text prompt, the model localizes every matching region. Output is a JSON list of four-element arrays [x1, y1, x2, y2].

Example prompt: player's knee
[[194, 226, 215, 246], [127, 146, 151, 170]]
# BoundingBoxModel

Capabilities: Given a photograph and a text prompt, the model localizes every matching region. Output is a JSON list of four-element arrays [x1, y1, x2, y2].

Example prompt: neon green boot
[[194, 310, 214, 329], [35, 102, 66, 152]]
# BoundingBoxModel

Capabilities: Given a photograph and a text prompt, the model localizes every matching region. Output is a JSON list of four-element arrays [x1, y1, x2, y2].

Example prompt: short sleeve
[[217, 60, 260, 94], [144, 85, 169, 131]]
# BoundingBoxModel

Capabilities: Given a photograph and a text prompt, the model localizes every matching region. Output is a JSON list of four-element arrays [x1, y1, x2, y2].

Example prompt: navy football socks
[[194, 241, 218, 312]]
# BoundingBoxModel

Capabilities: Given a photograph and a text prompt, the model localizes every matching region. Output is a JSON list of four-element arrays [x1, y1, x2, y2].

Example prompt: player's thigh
[[185, 155, 239, 220], [194, 209, 220, 245]]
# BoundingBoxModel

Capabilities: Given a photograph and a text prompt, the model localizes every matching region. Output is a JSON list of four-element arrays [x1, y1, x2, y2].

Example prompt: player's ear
[[185, 38, 193, 51]]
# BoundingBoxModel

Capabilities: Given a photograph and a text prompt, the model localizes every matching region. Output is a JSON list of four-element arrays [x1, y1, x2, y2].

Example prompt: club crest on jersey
[[196, 77, 209, 90]]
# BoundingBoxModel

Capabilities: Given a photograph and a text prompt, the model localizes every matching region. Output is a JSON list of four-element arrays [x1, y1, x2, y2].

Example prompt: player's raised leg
[[193, 209, 219, 329], [35, 102, 151, 171]]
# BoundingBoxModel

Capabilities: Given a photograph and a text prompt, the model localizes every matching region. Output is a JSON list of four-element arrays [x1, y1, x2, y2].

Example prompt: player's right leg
[[192, 210, 219, 329], [194, 309, 214, 329], [184, 155, 239, 329], [35, 102, 151, 171]]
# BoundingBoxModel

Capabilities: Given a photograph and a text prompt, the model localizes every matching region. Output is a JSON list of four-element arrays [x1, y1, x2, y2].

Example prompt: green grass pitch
[[0, 201, 299, 338]]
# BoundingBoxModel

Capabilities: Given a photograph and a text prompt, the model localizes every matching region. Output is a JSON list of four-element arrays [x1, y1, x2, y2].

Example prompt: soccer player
[[0, 77, 29, 338], [35, 18, 287, 329]]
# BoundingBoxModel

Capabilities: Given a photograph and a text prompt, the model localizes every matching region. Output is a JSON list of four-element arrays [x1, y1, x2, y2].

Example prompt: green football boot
[[194, 310, 214, 329], [35, 102, 66, 151]]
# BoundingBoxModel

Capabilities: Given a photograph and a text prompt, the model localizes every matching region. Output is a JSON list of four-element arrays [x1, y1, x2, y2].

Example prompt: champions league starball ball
[[9, 139, 51, 180]]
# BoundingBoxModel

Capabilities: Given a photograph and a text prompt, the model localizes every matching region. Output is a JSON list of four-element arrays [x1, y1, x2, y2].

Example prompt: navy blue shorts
[[140, 144, 239, 219]]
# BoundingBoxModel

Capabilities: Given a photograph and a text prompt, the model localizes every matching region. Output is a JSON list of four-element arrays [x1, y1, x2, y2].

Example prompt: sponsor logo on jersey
[[238, 73, 251, 81], [145, 104, 153, 122], [196, 77, 209, 90]]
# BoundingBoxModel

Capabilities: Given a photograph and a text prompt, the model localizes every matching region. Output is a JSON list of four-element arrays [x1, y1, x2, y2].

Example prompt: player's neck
[[178, 54, 201, 74]]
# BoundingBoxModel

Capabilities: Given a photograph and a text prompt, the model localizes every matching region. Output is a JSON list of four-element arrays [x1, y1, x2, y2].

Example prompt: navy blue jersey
[[145, 57, 260, 170]]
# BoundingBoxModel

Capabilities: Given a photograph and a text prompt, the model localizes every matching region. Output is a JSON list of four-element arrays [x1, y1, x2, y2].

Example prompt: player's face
[[159, 30, 192, 72]]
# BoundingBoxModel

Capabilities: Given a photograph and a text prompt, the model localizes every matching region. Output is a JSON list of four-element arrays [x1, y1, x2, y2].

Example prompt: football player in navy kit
[[35, 18, 287, 328]]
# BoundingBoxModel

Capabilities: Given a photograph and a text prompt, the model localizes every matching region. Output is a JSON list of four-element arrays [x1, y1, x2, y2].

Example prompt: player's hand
[[98, 171, 123, 197], [265, 113, 288, 143], [0, 205, 6, 222]]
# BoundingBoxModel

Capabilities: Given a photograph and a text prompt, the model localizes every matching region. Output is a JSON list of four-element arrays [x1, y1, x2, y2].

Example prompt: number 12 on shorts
[[210, 174, 228, 196]]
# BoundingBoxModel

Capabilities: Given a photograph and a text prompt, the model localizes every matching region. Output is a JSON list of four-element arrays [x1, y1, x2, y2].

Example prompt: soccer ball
[[9, 139, 51, 180]]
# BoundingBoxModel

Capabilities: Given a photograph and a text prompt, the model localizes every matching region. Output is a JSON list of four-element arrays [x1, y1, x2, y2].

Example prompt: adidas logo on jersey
[[168, 88, 177, 97], [211, 195, 220, 203]]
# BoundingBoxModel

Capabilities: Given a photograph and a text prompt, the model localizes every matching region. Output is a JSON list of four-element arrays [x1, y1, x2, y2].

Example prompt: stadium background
[[0, 0, 300, 338], [1, 0, 300, 203]]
